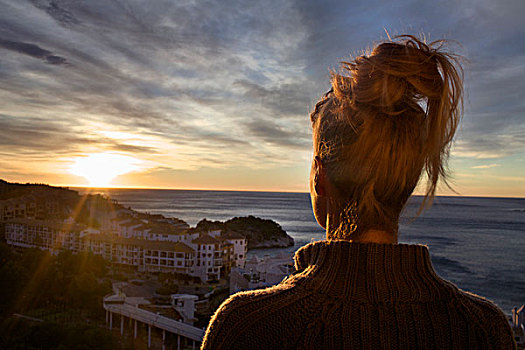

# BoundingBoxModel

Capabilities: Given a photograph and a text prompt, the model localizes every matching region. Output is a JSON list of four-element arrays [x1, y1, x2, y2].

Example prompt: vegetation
[[0, 318, 117, 350], [196, 215, 294, 249], [0, 179, 189, 228], [0, 179, 74, 201], [156, 284, 179, 295], [0, 241, 117, 348], [159, 271, 200, 285]]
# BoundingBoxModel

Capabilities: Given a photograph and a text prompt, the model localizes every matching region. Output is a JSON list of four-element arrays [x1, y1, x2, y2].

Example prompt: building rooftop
[[82, 234, 195, 253], [145, 222, 186, 234], [5, 218, 86, 232], [145, 241, 195, 253], [119, 220, 144, 227], [192, 234, 220, 245], [221, 231, 246, 240]]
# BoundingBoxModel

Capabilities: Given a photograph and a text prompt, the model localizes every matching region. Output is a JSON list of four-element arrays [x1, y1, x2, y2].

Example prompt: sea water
[[77, 188, 525, 314]]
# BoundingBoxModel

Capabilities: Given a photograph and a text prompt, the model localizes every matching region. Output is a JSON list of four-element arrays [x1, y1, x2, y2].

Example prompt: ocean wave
[[431, 255, 471, 274]]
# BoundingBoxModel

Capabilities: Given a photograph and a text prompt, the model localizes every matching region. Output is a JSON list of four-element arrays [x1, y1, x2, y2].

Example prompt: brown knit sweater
[[202, 240, 516, 349]]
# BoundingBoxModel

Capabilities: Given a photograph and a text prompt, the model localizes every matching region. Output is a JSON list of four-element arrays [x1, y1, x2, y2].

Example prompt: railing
[[103, 298, 204, 342]]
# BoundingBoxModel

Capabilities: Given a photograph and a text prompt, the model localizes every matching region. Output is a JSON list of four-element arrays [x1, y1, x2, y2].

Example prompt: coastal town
[[1, 180, 523, 349], [0, 180, 296, 349]]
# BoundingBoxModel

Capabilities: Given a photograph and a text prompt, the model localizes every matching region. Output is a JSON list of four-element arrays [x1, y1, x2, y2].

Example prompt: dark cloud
[[244, 119, 310, 149], [30, 0, 80, 26], [0, 38, 68, 65], [45, 55, 67, 65]]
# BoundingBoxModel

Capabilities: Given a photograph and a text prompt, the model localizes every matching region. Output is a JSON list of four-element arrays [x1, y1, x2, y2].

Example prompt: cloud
[[30, 0, 80, 26], [0, 38, 68, 64], [234, 79, 313, 117], [0, 114, 158, 156], [471, 164, 500, 169], [243, 119, 310, 149], [0, 0, 523, 192], [0, 0, 312, 158]]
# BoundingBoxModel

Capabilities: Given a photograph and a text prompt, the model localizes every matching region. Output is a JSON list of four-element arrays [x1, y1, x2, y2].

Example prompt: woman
[[202, 35, 516, 349]]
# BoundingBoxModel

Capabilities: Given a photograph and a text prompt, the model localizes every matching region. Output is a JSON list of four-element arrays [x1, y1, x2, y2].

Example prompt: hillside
[[0, 179, 76, 200], [196, 216, 294, 249], [0, 179, 188, 229]]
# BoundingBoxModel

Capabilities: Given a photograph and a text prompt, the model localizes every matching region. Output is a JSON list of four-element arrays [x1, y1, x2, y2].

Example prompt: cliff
[[196, 216, 294, 249]]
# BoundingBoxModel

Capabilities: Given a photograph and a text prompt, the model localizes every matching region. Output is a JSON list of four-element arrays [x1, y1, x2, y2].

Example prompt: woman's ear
[[313, 156, 327, 197]]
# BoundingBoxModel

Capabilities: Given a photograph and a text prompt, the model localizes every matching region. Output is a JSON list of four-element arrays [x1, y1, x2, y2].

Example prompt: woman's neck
[[323, 201, 398, 244], [350, 229, 398, 243], [326, 228, 398, 244]]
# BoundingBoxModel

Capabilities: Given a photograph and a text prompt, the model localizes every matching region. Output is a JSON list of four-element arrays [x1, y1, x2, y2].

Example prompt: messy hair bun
[[311, 35, 463, 239]]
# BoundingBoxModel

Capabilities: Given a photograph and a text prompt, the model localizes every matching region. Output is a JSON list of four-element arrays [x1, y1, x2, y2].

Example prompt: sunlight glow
[[69, 153, 141, 187]]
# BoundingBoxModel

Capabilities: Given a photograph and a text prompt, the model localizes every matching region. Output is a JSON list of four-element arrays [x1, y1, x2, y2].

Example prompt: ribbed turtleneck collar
[[292, 240, 458, 302]]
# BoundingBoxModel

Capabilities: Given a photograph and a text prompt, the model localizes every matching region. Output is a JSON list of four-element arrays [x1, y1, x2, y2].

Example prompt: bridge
[[103, 295, 204, 349]]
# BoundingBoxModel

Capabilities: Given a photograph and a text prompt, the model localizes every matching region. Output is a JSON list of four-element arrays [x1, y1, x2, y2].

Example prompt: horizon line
[[3, 179, 523, 199], [65, 185, 525, 200]]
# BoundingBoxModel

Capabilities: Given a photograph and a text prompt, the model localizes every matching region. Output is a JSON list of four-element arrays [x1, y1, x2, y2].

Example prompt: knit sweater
[[202, 240, 516, 349]]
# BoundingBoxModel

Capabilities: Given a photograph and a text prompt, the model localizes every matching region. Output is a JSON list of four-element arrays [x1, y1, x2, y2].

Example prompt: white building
[[5, 218, 89, 253], [218, 231, 248, 268], [230, 252, 294, 294], [189, 234, 223, 282], [4, 218, 248, 283], [171, 294, 199, 325]]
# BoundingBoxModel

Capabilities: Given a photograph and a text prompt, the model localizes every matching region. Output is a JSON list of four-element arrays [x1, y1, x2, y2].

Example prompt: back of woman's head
[[310, 35, 463, 239]]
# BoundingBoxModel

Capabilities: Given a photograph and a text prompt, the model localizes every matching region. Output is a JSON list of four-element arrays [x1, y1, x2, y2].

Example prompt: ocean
[[77, 188, 525, 314]]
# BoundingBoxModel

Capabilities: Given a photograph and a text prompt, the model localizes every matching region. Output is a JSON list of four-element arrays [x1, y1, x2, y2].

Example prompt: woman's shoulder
[[455, 289, 510, 320], [201, 281, 303, 349], [452, 289, 516, 349]]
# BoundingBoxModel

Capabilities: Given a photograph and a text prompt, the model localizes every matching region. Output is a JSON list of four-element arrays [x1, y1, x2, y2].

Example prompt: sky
[[0, 0, 524, 196]]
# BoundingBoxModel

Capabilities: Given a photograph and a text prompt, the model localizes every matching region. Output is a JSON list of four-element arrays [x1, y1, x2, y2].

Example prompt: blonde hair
[[310, 35, 463, 239]]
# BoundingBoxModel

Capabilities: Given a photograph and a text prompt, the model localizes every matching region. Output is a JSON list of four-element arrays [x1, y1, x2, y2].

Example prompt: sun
[[69, 153, 140, 187]]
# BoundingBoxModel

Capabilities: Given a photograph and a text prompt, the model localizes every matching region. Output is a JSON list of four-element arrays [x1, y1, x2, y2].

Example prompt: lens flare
[[69, 153, 140, 187]]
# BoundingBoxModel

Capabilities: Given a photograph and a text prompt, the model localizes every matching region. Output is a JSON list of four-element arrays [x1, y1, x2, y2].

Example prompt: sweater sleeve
[[488, 306, 517, 350], [201, 293, 248, 350], [460, 291, 517, 350]]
